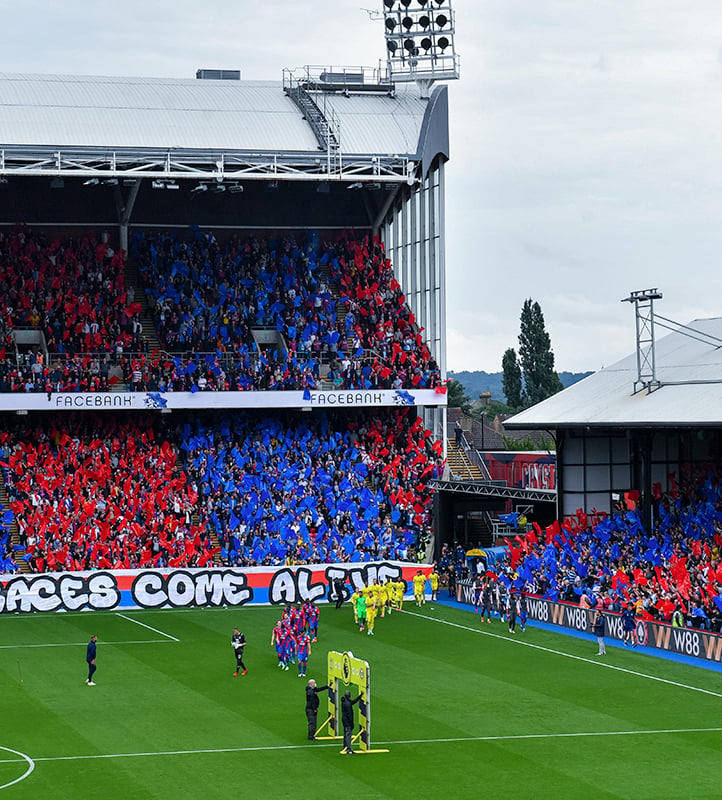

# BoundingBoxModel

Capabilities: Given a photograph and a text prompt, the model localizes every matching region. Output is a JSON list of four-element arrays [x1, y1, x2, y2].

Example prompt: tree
[[446, 379, 470, 410], [501, 348, 523, 409], [518, 299, 563, 407]]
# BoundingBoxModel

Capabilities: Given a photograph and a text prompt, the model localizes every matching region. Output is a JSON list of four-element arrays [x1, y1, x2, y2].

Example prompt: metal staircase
[[284, 82, 341, 168]]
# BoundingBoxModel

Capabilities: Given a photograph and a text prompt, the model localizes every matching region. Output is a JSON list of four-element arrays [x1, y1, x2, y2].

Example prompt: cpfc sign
[[0, 562, 429, 614], [456, 583, 722, 664]]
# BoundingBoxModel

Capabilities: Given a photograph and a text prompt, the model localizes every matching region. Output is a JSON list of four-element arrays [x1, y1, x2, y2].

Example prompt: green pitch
[[2, 602, 722, 799]]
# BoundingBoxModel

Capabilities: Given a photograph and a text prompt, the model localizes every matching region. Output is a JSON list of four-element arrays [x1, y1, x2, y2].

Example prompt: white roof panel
[[0, 72, 428, 156], [506, 317, 722, 428]]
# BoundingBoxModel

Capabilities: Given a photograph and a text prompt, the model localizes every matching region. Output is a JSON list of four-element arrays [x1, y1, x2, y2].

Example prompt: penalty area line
[[1, 726, 722, 765], [403, 609, 722, 700], [116, 613, 179, 642]]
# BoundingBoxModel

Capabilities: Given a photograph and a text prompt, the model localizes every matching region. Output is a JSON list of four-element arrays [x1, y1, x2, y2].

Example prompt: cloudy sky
[[2, 1, 721, 373]]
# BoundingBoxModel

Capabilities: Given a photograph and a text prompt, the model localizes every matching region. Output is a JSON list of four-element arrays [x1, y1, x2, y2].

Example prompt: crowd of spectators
[[1, 416, 213, 572], [0, 408, 442, 573], [133, 228, 442, 392], [0, 225, 441, 394], [494, 472, 722, 630], [180, 408, 443, 567]]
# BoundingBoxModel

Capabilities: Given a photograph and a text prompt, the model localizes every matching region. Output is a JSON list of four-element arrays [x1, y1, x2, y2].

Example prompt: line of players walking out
[[271, 601, 320, 677], [349, 570, 438, 636], [476, 578, 528, 634]]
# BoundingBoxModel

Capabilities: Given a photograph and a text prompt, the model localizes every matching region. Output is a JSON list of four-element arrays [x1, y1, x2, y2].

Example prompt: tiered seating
[[499, 472, 722, 628], [181, 408, 443, 566], [3, 417, 211, 572], [133, 230, 441, 391]]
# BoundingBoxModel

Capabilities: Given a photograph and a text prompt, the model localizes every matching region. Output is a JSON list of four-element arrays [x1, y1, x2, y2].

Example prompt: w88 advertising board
[[457, 580, 722, 665]]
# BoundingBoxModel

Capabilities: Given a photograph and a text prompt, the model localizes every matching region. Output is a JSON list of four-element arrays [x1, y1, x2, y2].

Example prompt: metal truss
[[429, 478, 556, 503], [0, 145, 411, 183]]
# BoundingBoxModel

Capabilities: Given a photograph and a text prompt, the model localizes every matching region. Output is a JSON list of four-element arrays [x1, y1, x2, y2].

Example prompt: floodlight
[[212, 184, 226, 194], [403, 38, 417, 53], [400, 0, 412, 6], [383, 0, 395, 7], [83, 177, 100, 186], [402, 15, 414, 30], [385, 17, 397, 32], [103, 178, 119, 186], [191, 183, 208, 193], [437, 35, 449, 51], [419, 14, 430, 28], [417, 0, 428, 5], [387, 40, 398, 54], [420, 37, 432, 52], [166, 181, 180, 190], [228, 183, 244, 194], [435, 13, 448, 27]]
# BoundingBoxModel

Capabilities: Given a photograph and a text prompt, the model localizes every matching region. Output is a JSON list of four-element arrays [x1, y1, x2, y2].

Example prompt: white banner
[[1, 388, 447, 412]]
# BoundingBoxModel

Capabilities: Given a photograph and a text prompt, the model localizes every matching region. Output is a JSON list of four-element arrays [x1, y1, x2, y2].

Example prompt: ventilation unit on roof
[[196, 69, 241, 81]]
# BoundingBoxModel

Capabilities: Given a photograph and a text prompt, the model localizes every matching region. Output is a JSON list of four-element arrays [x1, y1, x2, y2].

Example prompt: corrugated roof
[[0, 72, 428, 156], [505, 317, 722, 428]]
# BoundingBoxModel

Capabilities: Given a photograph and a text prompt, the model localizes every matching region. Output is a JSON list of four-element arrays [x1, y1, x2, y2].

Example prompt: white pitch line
[[403, 609, 722, 700], [0, 640, 170, 650], [116, 613, 179, 642], [1, 726, 721, 766]]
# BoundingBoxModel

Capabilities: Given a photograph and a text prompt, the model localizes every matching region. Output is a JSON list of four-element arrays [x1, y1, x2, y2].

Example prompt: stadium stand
[[496, 470, 722, 631], [2, 416, 209, 572], [180, 408, 442, 567]]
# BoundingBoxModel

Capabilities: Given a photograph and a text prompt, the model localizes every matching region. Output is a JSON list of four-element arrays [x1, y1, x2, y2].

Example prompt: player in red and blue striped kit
[[305, 601, 319, 642], [295, 631, 311, 677]]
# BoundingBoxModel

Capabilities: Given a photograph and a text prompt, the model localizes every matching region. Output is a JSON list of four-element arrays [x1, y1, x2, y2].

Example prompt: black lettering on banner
[[269, 568, 298, 605], [131, 569, 252, 609], [132, 572, 167, 608], [0, 572, 120, 614], [31, 577, 62, 613], [295, 568, 327, 603], [222, 572, 253, 606], [87, 572, 120, 610], [59, 575, 90, 611]]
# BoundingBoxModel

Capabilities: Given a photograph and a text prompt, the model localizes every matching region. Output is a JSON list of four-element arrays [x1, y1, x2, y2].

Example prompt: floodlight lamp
[[347, 182, 363, 190], [191, 183, 208, 193], [0, 177, 7, 185], [212, 184, 226, 194], [166, 181, 180, 190], [420, 36, 432, 51], [437, 35, 449, 51], [387, 39, 398, 54], [151, 180, 165, 189], [228, 183, 244, 194], [103, 178, 119, 186], [403, 38, 417, 53], [402, 15, 414, 30], [383, 0, 395, 8], [419, 14, 430, 28], [385, 17, 397, 32], [399, 0, 411, 6], [416, 0, 428, 5], [435, 13, 448, 27], [83, 178, 100, 186]]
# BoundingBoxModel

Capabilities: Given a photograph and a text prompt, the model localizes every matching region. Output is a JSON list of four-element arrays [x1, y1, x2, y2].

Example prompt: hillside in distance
[[449, 370, 593, 403]]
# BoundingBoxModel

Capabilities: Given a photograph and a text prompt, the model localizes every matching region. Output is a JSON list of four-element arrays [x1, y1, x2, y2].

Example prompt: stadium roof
[[505, 317, 722, 429], [0, 72, 448, 183]]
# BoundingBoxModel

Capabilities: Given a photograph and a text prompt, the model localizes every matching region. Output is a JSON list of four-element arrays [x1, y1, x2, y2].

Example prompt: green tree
[[518, 299, 564, 407], [446, 379, 470, 410], [501, 348, 523, 409]]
